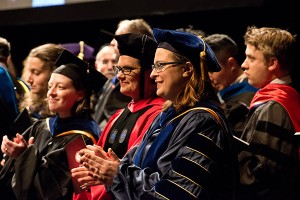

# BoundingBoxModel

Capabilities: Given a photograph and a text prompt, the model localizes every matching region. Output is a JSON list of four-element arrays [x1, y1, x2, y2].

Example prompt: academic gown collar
[[219, 81, 258, 101], [250, 83, 300, 131], [48, 115, 100, 137], [134, 101, 221, 169], [127, 97, 164, 113]]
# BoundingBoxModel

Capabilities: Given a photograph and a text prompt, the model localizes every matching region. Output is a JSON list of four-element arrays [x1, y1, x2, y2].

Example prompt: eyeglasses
[[151, 61, 184, 73], [113, 66, 140, 75]]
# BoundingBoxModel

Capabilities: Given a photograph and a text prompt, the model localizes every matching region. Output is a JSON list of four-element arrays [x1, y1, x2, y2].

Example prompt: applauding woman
[[73, 33, 164, 200], [0, 50, 107, 200]]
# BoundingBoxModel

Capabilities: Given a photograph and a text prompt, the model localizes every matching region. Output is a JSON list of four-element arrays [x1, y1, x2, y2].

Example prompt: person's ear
[[76, 91, 85, 102], [183, 62, 193, 77], [268, 57, 278, 71], [227, 57, 239, 71]]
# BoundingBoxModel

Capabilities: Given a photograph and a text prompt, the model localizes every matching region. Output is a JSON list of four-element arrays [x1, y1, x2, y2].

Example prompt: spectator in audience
[[237, 26, 300, 200], [94, 44, 119, 79], [176, 25, 206, 37], [0, 37, 19, 137], [205, 33, 258, 137], [0, 36, 29, 140], [19, 43, 65, 121], [110, 18, 153, 48]]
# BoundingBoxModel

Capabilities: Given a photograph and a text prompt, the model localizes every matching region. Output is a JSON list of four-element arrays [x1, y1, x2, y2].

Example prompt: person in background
[[205, 33, 258, 137], [73, 32, 164, 200], [93, 43, 131, 129], [19, 43, 65, 121], [0, 37, 30, 140], [0, 49, 107, 200], [176, 25, 206, 38], [0, 37, 20, 137], [72, 28, 239, 200], [93, 18, 153, 130], [94, 44, 119, 78], [237, 26, 300, 200], [110, 18, 153, 48]]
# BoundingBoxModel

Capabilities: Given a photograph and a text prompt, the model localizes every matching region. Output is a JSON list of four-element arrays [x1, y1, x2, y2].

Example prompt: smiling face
[[47, 73, 84, 118], [24, 57, 51, 96], [116, 55, 141, 101], [150, 48, 188, 102]]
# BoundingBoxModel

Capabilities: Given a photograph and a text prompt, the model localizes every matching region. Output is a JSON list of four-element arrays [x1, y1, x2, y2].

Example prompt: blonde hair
[[244, 26, 297, 71]]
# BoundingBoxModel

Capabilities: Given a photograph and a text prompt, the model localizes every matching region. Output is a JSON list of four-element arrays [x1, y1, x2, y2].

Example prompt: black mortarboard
[[153, 28, 221, 72], [114, 33, 157, 69], [54, 49, 107, 94]]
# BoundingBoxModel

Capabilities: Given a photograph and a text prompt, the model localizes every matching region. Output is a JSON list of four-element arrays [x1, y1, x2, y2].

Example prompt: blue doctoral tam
[[153, 28, 221, 72]]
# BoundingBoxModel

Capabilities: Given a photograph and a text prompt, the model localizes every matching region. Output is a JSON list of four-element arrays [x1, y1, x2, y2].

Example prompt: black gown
[[0, 115, 99, 200], [93, 78, 131, 130]]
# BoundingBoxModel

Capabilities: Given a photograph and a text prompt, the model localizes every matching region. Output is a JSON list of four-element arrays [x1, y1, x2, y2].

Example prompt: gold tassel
[[78, 41, 84, 60], [198, 36, 207, 81], [77, 41, 90, 113], [200, 51, 206, 81]]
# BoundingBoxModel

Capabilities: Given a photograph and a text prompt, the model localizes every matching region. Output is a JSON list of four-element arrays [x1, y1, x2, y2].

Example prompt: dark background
[[0, 0, 298, 77]]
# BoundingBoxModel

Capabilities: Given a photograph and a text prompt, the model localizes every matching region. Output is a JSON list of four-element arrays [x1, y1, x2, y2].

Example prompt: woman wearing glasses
[[73, 29, 238, 200], [72, 33, 164, 200]]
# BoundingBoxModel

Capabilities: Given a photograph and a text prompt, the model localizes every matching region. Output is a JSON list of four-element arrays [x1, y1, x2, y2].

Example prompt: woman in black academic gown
[[0, 50, 107, 200]]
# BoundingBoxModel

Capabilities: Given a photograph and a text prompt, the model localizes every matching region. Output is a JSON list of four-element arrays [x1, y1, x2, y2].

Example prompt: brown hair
[[19, 43, 64, 118], [0, 37, 10, 64], [164, 52, 219, 113]]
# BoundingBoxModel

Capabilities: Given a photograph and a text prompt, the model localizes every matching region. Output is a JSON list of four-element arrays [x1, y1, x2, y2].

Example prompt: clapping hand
[[80, 146, 120, 186], [1, 133, 34, 159]]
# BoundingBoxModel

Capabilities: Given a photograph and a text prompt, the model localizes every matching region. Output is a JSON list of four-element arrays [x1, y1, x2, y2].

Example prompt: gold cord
[[56, 130, 97, 144]]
